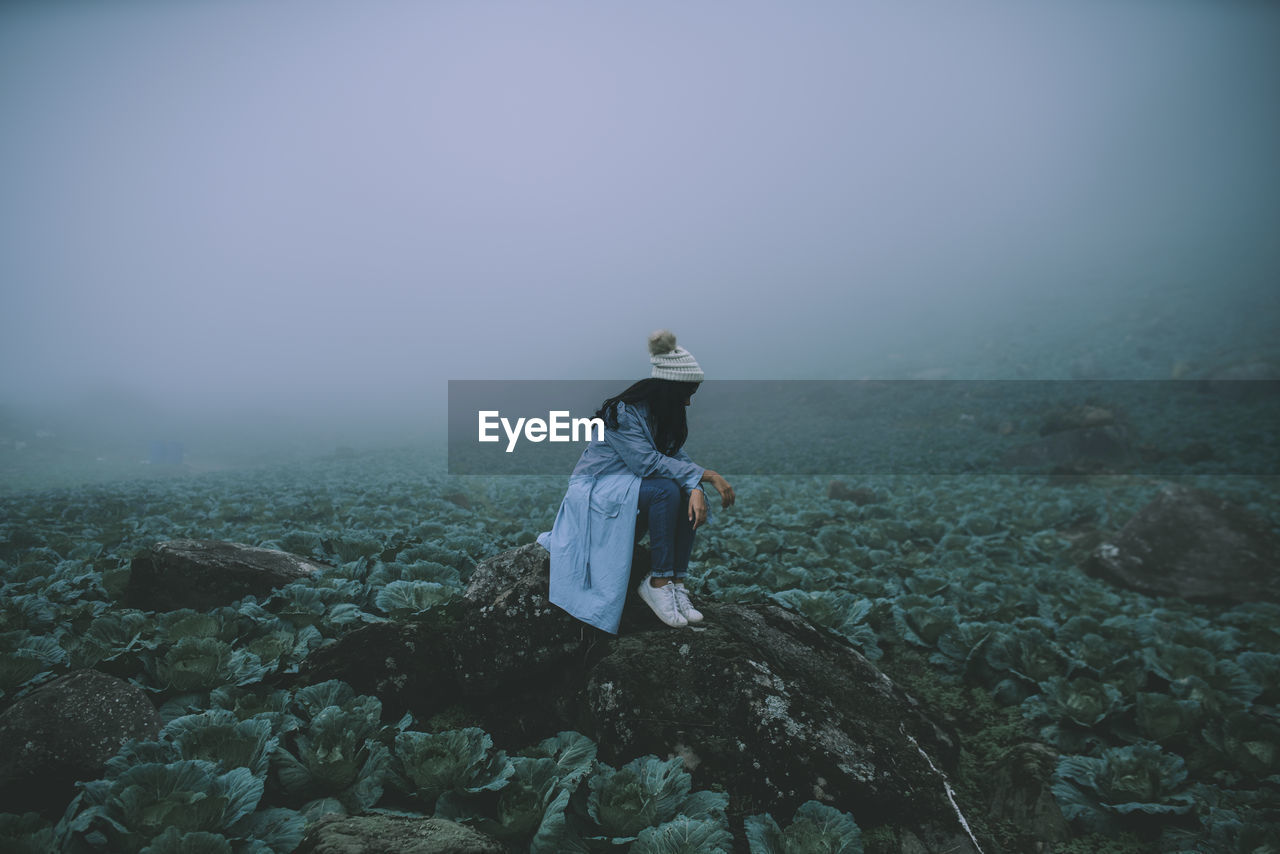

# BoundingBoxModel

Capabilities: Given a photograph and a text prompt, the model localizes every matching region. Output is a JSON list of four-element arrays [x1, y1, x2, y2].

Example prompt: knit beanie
[[648, 329, 705, 382]]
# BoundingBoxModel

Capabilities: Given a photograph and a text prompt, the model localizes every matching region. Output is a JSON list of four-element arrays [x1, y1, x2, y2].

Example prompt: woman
[[536, 330, 736, 633]]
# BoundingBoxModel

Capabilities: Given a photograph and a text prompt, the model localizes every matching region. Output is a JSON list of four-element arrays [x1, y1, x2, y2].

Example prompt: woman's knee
[[642, 477, 681, 503]]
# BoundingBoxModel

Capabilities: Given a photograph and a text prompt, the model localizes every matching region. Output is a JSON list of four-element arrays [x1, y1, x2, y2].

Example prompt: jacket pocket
[[588, 494, 623, 518]]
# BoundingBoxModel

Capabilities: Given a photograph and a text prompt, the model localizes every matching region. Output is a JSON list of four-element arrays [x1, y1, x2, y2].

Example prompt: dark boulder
[[827, 480, 883, 505], [980, 742, 1070, 852], [1191, 362, 1280, 402], [1084, 484, 1280, 603], [296, 814, 505, 854], [0, 669, 161, 816], [1000, 425, 1133, 474], [584, 603, 977, 850], [1177, 441, 1215, 464], [1038, 405, 1116, 435], [1204, 360, 1280, 382], [442, 491, 473, 510], [304, 544, 990, 853], [125, 538, 329, 611], [301, 543, 659, 745]]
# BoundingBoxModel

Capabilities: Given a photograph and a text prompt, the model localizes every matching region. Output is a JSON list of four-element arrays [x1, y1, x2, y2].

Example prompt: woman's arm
[[600, 402, 704, 490], [671, 447, 733, 507], [697, 469, 736, 508], [686, 470, 734, 530]]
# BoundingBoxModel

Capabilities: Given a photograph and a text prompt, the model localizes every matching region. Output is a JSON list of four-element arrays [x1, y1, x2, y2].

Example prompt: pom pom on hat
[[648, 329, 705, 382], [648, 329, 678, 357]]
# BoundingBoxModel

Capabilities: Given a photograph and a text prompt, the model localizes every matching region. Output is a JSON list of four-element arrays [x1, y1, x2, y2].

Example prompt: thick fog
[[2, 0, 1278, 466]]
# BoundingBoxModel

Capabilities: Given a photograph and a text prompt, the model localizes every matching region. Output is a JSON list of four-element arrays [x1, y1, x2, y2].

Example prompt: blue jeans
[[635, 477, 696, 579]]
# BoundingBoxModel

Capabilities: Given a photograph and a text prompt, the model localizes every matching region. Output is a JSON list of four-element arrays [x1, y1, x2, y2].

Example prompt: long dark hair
[[596, 378, 700, 456]]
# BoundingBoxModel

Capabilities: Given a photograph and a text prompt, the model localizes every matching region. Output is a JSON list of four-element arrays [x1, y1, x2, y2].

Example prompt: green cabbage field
[[1, 448, 1277, 852]]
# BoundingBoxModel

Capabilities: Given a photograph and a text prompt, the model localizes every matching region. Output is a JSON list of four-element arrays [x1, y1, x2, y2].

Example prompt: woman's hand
[[688, 488, 709, 530], [701, 470, 736, 509]]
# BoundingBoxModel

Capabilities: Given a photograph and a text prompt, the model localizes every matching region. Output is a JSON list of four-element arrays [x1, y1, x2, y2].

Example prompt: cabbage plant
[[1118, 692, 1202, 745], [974, 625, 1071, 704], [891, 594, 959, 648], [67, 610, 157, 672], [391, 727, 514, 812], [744, 800, 864, 854], [208, 685, 297, 733], [0, 812, 57, 854], [162, 710, 278, 779], [632, 816, 735, 854], [453, 756, 575, 854], [0, 629, 67, 699], [374, 580, 453, 618], [1159, 785, 1280, 854], [241, 624, 323, 675], [1141, 643, 1252, 703], [1233, 650, 1280, 706], [1200, 710, 1280, 782], [65, 760, 265, 853], [0, 592, 60, 633], [1053, 743, 1196, 833], [143, 637, 270, 699], [270, 688, 391, 817], [584, 755, 728, 844], [770, 590, 882, 659], [1022, 676, 1128, 751], [367, 558, 461, 588], [136, 827, 233, 854], [929, 620, 994, 677], [522, 731, 598, 790], [268, 582, 378, 633], [157, 609, 239, 644]]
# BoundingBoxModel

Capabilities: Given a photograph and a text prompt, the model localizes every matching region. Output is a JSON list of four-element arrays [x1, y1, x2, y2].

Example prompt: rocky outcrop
[[1038, 405, 1116, 435], [1001, 425, 1133, 475], [1203, 360, 1280, 382], [584, 603, 977, 851], [296, 814, 505, 854], [981, 742, 1070, 851], [827, 480, 883, 504], [125, 538, 329, 611], [1084, 484, 1280, 603], [1196, 374, 1280, 409], [0, 669, 161, 816], [303, 543, 991, 853]]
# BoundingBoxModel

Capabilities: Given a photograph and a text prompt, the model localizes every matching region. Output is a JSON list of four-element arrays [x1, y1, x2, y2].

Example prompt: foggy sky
[[2, 0, 1278, 449]]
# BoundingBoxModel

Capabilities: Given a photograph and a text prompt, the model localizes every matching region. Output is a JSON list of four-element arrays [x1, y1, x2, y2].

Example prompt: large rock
[[1000, 425, 1133, 474], [1084, 484, 1280, 603], [584, 603, 975, 851], [1203, 360, 1280, 382], [296, 814, 504, 854], [1038, 404, 1116, 435], [0, 669, 161, 816], [303, 544, 990, 853], [827, 480, 883, 505], [299, 543, 658, 743], [980, 742, 1070, 852], [125, 539, 329, 611]]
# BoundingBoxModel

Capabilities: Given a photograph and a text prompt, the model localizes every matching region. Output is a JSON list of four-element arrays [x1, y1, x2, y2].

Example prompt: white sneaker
[[638, 576, 687, 628], [672, 582, 704, 623]]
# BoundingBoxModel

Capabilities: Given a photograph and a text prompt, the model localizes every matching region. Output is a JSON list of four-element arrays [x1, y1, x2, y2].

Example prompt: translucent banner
[[447, 380, 1280, 476]]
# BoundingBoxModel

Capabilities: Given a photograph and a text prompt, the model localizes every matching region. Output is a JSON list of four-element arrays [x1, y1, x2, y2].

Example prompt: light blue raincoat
[[537, 400, 707, 633]]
